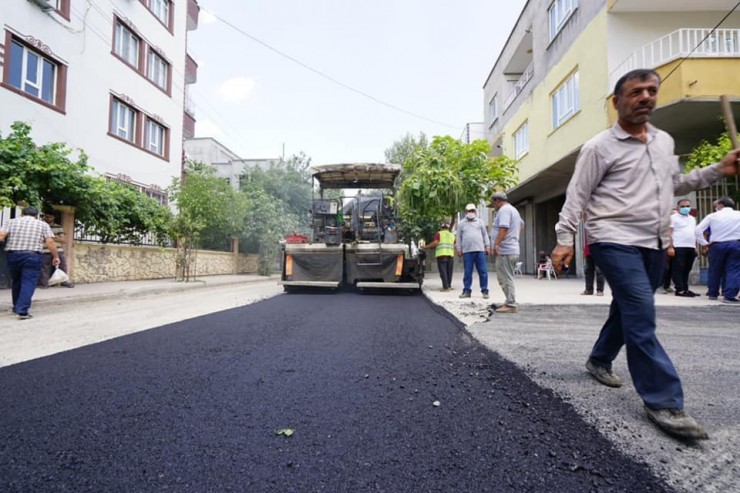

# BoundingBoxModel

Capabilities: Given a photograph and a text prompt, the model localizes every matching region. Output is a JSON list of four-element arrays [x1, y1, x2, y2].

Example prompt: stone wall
[[72, 242, 258, 283]]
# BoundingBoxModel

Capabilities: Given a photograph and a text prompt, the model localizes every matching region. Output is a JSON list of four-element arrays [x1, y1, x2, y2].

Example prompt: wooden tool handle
[[720, 95, 739, 149]]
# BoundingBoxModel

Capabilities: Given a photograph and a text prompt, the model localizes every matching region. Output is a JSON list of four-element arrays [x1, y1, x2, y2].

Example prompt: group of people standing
[[659, 195, 740, 304], [425, 191, 522, 314]]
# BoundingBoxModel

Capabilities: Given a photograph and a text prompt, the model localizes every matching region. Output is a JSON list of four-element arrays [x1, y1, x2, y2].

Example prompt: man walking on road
[[0, 206, 61, 319], [551, 68, 740, 440], [489, 192, 522, 313], [695, 196, 740, 304], [456, 203, 490, 299]]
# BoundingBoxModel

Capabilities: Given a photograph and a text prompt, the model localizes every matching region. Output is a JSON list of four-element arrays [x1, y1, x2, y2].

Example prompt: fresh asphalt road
[[0, 291, 672, 492]]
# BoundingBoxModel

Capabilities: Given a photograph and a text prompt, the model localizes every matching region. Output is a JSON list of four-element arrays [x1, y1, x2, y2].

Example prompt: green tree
[[397, 136, 518, 240], [0, 121, 91, 209], [169, 161, 249, 280], [384, 132, 428, 166], [684, 132, 736, 172], [239, 152, 312, 230], [0, 121, 171, 244]]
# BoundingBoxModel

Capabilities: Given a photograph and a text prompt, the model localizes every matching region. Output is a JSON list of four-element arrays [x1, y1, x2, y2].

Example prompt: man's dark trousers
[[670, 247, 697, 293], [7, 251, 42, 315], [461, 251, 488, 294], [436, 256, 454, 290], [589, 243, 684, 410], [708, 241, 740, 301]]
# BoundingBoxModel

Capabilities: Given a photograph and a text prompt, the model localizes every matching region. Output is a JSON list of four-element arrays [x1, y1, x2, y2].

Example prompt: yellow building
[[483, 0, 740, 274]]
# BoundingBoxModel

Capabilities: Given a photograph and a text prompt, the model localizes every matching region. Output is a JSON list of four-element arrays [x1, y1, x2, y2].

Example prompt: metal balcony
[[185, 53, 198, 84], [187, 0, 200, 31], [503, 61, 534, 111], [609, 28, 740, 91]]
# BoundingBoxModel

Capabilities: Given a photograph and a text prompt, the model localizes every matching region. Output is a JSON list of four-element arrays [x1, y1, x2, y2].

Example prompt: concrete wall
[[73, 242, 259, 283]]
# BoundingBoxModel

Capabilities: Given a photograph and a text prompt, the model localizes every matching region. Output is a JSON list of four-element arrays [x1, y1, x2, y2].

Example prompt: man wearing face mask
[[455, 203, 490, 299], [668, 199, 699, 297]]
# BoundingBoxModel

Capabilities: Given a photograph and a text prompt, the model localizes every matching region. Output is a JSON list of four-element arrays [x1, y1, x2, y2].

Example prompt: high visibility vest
[[436, 230, 455, 257]]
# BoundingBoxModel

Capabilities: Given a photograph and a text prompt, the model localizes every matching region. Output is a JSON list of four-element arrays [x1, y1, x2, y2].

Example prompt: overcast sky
[[189, 1, 527, 165]]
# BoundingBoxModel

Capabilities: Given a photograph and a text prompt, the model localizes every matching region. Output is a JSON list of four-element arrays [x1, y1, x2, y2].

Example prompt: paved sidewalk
[[421, 271, 721, 307], [0, 270, 723, 314], [0, 274, 280, 312]]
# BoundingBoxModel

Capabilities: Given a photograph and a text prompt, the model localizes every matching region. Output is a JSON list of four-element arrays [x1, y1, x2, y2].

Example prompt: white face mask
[[466, 212, 476, 220]]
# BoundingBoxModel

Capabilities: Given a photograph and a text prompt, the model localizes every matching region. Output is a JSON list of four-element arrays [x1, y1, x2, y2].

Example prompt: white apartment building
[[1, 0, 201, 203], [184, 137, 282, 190]]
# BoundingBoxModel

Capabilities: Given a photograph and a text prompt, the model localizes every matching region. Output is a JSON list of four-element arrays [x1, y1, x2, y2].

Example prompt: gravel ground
[[0, 292, 672, 492], [444, 301, 739, 493]]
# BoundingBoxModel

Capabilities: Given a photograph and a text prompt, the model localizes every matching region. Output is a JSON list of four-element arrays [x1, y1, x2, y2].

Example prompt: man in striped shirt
[[0, 206, 60, 319]]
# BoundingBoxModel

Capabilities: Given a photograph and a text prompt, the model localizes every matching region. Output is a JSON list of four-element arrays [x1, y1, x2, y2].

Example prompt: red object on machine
[[285, 233, 309, 244]]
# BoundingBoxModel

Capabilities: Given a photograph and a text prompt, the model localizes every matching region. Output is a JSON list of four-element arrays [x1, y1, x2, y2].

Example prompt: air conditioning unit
[[28, 0, 55, 12]]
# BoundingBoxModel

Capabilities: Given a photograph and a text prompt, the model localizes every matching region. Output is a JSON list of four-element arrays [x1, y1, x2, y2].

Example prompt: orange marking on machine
[[395, 255, 404, 276], [285, 255, 293, 277]]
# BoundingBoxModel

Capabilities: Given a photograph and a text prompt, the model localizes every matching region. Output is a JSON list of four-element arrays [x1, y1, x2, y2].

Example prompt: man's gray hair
[[21, 206, 39, 217]]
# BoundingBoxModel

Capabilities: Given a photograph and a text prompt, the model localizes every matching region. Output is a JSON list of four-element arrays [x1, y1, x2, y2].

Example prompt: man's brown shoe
[[644, 406, 708, 440], [496, 304, 518, 313], [585, 360, 623, 387]]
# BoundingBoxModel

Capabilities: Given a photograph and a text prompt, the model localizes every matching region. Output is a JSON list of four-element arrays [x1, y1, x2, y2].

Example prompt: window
[[4, 35, 67, 111], [8, 40, 57, 104], [114, 22, 140, 67], [551, 71, 580, 129], [111, 99, 137, 142], [145, 118, 166, 156], [149, 0, 171, 27], [514, 122, 528, 159], [549, 0, 578, 41], [147, 50, 168, 90], [488, 95, 499, 124]]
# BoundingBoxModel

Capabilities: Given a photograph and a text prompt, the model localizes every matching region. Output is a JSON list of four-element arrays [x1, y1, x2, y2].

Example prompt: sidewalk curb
[[0, 275, 281, 311]]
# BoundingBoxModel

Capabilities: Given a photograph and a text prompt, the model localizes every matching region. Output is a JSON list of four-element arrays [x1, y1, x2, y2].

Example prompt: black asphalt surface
[[0, 293, 672, 492]]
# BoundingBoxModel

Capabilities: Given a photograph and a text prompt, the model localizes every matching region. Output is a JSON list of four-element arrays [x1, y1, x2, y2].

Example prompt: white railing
[[503, 61, 534, 110], [609, 28, 740, 91], [184, 88, 196, 117]]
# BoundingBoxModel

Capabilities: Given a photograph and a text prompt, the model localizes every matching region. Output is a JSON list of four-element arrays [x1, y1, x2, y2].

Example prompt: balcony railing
[[185, 53, 198, 84], [503, 61, 534, 110], [610, 28, 740, 91], [183, 111, 196, 139], [187, 0, 200, 31]]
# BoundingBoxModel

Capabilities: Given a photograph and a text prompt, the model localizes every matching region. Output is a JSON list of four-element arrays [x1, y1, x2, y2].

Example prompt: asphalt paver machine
[[280, 163, 425, 292]]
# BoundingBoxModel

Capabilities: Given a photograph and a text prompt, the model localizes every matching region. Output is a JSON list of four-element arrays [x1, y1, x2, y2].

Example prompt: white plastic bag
[[48, 268, 69, 286]]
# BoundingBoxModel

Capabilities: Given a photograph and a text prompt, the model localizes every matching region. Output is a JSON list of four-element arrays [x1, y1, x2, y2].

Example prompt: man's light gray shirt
[[555, 123, 722, 249], [455, 218, 490, 253], [492, 203, 522, 255]]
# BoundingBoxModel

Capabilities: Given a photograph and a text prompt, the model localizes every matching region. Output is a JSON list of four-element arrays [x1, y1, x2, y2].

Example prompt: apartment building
[[184, 137, 282, 190], [483, 0, 740, 274], [0, 0, 200, 202]]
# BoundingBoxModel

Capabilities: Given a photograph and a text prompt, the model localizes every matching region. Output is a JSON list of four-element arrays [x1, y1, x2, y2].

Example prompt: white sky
[[189, 1, 527, 165]]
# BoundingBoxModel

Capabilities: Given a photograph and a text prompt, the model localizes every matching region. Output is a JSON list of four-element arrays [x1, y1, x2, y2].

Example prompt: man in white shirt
[[695, 196, 740, 304], [668, 199, 698, 297]]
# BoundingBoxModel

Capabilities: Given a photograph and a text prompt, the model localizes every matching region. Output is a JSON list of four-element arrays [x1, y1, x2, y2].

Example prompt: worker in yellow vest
[[425, 223, 456, 291]]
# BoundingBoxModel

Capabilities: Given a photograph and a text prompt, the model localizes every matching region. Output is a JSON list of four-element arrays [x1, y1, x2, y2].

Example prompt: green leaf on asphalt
[[275, 428, 294, 437]]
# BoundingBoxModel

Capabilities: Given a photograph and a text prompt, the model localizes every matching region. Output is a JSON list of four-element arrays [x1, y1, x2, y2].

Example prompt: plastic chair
[[537, 259, 557, 280], [513, 261, 523, 276]]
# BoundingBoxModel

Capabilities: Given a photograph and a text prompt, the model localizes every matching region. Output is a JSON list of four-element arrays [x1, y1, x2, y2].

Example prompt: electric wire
[[200, 7, 461, 130], [661, 1, 740, 83]]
